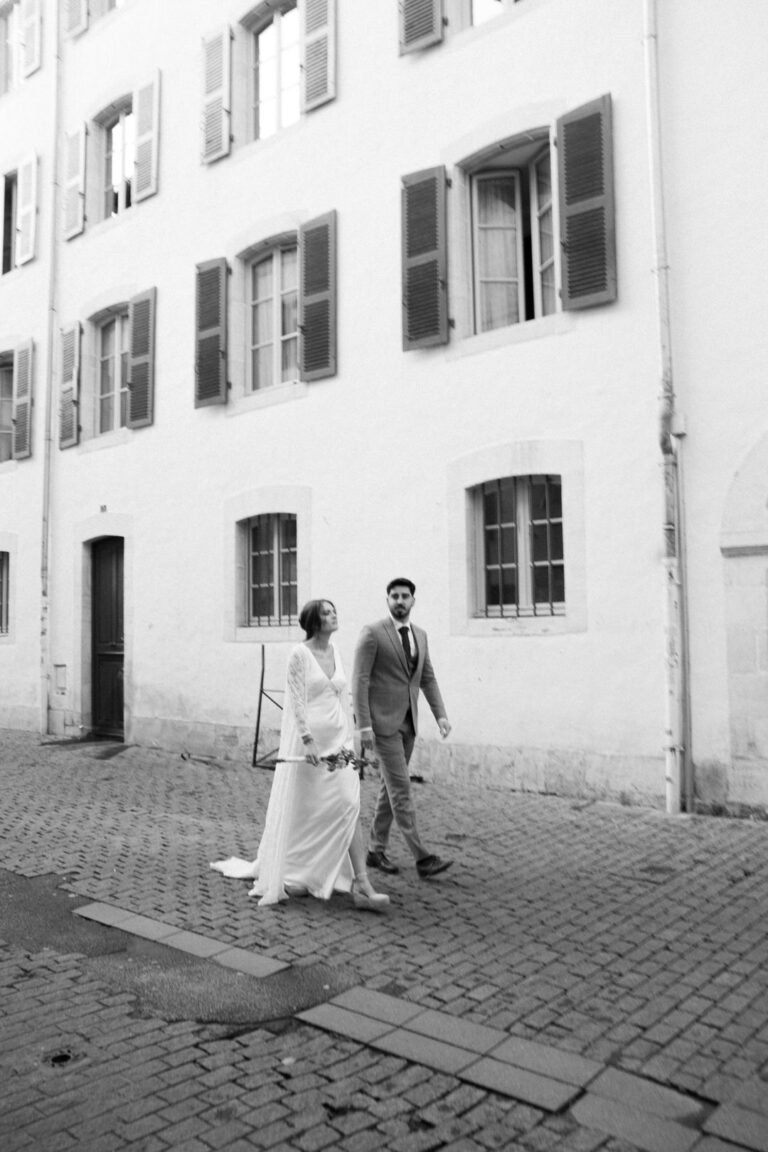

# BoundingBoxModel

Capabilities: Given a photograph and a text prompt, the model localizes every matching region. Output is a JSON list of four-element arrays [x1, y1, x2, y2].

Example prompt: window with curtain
[[98, 313, 130, 433], [471, 144, 556, 333], [0, 356, 12, 462], [0, 550, 9, 634], [248, 245, 298, 391]]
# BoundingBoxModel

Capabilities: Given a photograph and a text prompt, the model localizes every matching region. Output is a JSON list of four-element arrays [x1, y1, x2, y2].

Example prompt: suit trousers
[[369, 711, 427, 861]]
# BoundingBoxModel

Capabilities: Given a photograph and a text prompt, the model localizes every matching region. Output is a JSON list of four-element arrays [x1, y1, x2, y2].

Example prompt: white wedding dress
[[210, 643, 359, 905]]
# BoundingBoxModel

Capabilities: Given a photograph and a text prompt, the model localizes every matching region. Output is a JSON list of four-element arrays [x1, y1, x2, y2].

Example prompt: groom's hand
[[438, 718, 451, 739]]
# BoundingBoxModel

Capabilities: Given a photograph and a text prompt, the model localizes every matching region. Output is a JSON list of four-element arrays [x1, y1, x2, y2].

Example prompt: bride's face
[[317, 601, 338, 635]]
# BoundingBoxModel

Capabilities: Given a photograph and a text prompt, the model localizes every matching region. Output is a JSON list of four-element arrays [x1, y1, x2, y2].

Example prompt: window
[[471, 145, 555, 333], [64, 76, 160, 238], [0, 551, 8, 634], [252, 3, 300, 141], [103, 104, 135, 217], [1, 170, 15, 272], [2, 157, 36, 268], [65, 0, 125, 37], [202, 4, 336, 164], [246, 513, 297, 626], [59, 290, 156, 449], [0, 1, 22, 94], [97, 312, 129, 433], [195, 211, 336, 407], [474, 475, 564, 618], [0, 356, 12, 461], [249, 244, 298, 391], [401, 95, 616, 349]]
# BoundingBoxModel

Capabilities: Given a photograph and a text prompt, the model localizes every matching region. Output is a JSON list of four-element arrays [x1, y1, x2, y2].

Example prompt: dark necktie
[[399, 626, 415, 668]]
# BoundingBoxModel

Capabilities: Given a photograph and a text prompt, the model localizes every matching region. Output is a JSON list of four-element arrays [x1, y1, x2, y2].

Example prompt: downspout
[[40, 1, 63, 732], [642, 0, 690, 813]]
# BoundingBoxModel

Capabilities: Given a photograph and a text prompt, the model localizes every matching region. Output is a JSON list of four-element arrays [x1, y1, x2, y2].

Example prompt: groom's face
[[388, 587, 414, 621]]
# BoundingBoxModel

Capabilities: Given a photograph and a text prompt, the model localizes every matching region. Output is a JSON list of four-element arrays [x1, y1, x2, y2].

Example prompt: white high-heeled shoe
[[351, 873, 390, 913]]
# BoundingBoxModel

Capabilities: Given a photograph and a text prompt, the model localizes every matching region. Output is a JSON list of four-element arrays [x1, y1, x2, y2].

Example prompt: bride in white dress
[[211, 600, 389, 912]]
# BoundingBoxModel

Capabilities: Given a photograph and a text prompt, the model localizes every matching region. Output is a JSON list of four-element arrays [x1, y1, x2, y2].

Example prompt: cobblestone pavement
[[1, 730, 768, 1151]]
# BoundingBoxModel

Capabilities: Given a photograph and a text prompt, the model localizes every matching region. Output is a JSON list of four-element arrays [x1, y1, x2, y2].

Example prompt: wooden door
[[91, 537, 124, 738]]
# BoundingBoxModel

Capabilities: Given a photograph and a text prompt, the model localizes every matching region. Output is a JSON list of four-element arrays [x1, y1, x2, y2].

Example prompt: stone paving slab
[[491, 1034, 603, 1086], [704, 1103, 768, 1151], [588, 1066, 709, 1123], [463, 1055, 583, 1110], [572, 1094, 700, 1152]]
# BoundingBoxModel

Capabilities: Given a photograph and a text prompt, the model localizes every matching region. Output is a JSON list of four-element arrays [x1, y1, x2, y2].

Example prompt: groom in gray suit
[[352, 578, 453, 879]]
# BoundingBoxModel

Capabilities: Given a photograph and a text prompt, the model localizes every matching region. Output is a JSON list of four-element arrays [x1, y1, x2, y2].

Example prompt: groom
[[352, 578, 453, 879]]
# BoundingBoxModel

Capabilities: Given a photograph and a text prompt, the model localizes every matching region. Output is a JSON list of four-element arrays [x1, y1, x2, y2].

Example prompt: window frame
[[245, 512, 298, 627], [473, 474, 565, 619], [97, 310, 130, 435], [249, 1, 300, 143], [0, 0, 22, 95], [0, 549, 9, 635], [0, 354, 12, 463], [102, 100, 135, 220], [247, 240, 299, 394]]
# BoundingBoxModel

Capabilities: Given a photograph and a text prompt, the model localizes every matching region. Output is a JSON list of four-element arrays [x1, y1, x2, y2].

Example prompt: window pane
[[483, 487, 498, 524], [0, 365, 12, 463], [253, 346, 273, 391], [501, 525, 516, 564], [530, 479, 547, 519], [485, 567, 500, 608], [281, 335, 297, 382], [100, 396, 113, 431], [485, 526, 499, 567], [253, 299, 273, 345], [477, 176, 516, 226], [550, 522, 564, 562], [502, 568, 517, 607], [552, 566, 565, 602], [281, 292, 297, 338], [499, 477, 516, 522], [532, 522, 549, 563], [549, 478, 562, 518], [533, 567, 550, 604]]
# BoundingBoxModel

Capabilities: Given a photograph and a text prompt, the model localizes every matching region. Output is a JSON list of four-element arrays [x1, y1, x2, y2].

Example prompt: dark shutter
[[59, 323, 81, 449], [299, 211, 336, 381], [402, 166, 448, 349], [557, 94, 616, 310], [399, 0, 443, 55], [127, 289, 156, 428], [195, 259, 228, 406], [12, 340, 33, 460]]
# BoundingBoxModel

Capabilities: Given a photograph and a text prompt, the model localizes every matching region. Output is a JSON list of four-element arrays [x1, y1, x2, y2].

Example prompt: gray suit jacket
[[352, 617, 447, 737]]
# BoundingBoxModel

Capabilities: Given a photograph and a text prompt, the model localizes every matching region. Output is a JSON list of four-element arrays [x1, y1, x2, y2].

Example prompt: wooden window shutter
[[299, 210, 336, 381], [12, 340, 33, 460], [15, 153, 37, 265], [21, 0, 42, 77], [59, 323, 81, 450], [133, 72, 160, 202], [399, 0, 443, 55], [127, 289, 156, 429], [63, 126, 87, 240], [195, 259, 228, 407], [202, 29, 231, 164], [64, 0, 88, 38], [301, 0, 336, 113], [557, 94, 616, 310], [402, 166, 449, 349]]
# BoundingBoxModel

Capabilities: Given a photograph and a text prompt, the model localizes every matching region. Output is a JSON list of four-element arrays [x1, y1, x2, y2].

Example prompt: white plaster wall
[[656, 0, 768, 801], [2, 0, 719, 805]]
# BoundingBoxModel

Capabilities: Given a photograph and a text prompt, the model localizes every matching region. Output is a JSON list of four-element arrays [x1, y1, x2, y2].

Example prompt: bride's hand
[[302, 737, 320, 765]]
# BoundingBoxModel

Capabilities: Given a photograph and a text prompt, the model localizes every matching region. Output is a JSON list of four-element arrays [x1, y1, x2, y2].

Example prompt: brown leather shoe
[[417, 855, 453, 879], [366, 850, 400, 875]]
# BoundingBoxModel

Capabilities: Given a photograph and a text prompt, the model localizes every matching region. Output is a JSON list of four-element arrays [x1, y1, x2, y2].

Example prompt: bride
[[211, 599, 389, 912]]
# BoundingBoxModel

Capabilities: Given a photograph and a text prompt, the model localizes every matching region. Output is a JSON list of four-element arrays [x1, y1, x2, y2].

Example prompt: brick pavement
[[1, 731, 768, 1151]]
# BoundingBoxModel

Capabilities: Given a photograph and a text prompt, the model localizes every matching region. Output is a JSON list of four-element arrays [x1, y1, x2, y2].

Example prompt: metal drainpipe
[[642, 0, 690, 813], [40, 0, 63, 734]]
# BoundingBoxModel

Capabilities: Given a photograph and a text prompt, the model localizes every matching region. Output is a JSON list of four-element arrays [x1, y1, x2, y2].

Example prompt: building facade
[[1, 0, 767, 811]]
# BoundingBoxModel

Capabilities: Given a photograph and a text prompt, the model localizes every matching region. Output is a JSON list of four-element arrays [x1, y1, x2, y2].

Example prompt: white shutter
[[63, 126, 87, 240], [59, 324, 81, 450], [64, 0, 88, 38], [301, 0, 336, 113], [15, 153, 37, 266], [202, 28, 231, 164], [133, 71, 160, 202], [12, 340, 34, 460], [21, 0, 41, 77]]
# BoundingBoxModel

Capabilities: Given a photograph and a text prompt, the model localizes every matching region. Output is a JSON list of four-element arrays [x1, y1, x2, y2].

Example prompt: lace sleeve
[[286, 646, 311, 741]]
